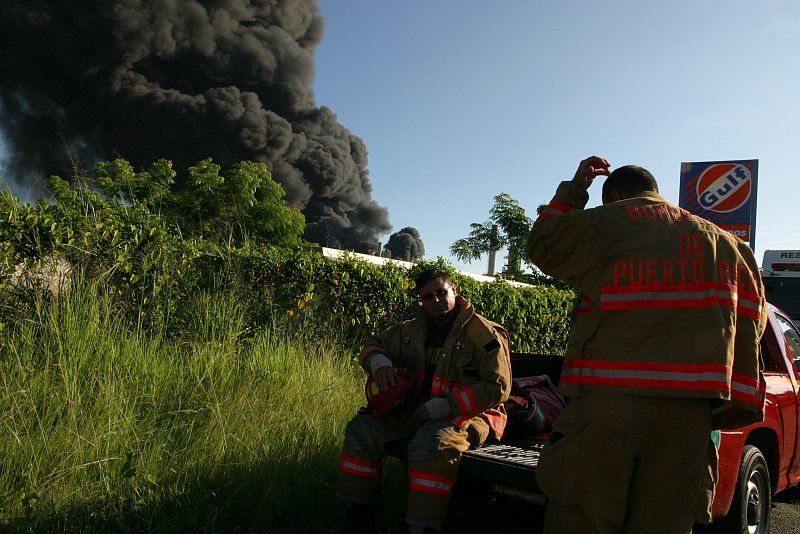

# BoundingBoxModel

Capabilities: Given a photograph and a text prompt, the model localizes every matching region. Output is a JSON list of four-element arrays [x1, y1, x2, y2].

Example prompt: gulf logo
[[695, 163, 752, 213]]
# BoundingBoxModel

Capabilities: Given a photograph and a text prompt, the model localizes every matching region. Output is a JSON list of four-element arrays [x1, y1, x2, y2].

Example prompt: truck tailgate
[[460, 438, 546, 494]]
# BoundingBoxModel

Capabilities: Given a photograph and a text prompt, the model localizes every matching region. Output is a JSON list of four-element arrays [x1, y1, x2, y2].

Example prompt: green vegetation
[[0, 158, 575, 531], [0, 278, 364, 532]]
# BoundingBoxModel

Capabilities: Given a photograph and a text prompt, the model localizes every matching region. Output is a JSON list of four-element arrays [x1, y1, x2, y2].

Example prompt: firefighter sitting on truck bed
[[527, 157, 768, 534], [336, 268, 512, 533]]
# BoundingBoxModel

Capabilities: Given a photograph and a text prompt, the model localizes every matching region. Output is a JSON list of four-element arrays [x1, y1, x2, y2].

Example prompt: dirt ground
[[770, 486, 800, 533]]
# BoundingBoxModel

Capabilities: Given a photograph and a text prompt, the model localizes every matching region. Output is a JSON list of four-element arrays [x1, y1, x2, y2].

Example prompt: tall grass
[[0, 278, 370, 533]]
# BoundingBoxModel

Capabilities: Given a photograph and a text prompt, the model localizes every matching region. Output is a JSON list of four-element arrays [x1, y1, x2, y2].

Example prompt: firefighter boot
[[340, 503, 379, 534]]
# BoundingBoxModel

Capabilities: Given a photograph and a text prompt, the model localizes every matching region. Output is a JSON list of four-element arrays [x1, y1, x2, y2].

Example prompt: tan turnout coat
[[359, 296, 512, 439], [527, 181, 767, 429]]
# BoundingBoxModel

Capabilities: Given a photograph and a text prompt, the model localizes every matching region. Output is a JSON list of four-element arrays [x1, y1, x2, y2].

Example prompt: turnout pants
[[337, 411, 488, 530], [536, 392, 715, 534]]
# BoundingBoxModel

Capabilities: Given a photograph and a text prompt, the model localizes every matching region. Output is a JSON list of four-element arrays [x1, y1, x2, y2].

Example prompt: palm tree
[[450, 193, 533, 276]]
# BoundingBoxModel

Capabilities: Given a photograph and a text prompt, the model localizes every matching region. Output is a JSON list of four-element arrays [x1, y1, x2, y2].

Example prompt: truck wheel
[[724, 445, 771, 534]]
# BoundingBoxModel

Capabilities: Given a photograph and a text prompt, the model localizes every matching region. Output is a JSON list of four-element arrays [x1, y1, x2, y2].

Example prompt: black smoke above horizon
[[384, 227, 424, 261], [0, 0, 390, 251]]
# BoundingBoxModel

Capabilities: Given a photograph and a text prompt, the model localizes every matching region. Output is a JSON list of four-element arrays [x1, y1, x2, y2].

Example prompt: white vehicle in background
[[762, 250, 800, 328]]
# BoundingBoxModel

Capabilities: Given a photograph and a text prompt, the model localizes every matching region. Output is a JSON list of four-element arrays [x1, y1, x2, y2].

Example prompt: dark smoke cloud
[[0, 0, 390, 251], [384, 227, 424, 261]]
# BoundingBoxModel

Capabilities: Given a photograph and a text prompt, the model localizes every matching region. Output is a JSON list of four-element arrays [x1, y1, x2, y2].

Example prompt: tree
[[95, 157, 306, 249], [95, 158, 175, 212], [450, 193, 533, 275], [159, 158, 305, 246]]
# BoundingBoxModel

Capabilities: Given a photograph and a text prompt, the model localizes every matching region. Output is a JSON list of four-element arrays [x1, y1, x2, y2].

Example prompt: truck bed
[[458, 353, 562, 500]]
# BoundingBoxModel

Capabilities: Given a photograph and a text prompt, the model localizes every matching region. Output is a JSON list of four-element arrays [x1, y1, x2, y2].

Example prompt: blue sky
[[313, 0, 800, 273]]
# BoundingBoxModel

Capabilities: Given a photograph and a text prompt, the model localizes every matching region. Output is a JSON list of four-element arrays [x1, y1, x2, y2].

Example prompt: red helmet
[[365, 368, 416, 416]]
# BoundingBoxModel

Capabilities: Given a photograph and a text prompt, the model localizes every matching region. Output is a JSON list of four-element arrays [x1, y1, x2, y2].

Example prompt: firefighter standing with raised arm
[[527, 157, 767, 534], [336, 268, 512, 533]]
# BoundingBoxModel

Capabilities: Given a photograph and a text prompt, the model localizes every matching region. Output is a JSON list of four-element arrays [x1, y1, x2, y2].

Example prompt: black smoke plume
[[0, 0, 390, 251], [384, 227, 424, 261]]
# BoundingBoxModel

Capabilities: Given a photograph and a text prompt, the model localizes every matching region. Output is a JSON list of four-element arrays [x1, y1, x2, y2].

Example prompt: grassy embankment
[[0, 279, 405, 532]]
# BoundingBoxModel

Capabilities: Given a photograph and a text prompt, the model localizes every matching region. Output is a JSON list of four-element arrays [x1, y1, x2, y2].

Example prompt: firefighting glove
[[424, 397, 452, 420], [368, 353, 392, 374]]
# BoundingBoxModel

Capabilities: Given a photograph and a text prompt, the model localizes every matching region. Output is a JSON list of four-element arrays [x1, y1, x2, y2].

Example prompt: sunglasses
[[419, 287, 451, 302]]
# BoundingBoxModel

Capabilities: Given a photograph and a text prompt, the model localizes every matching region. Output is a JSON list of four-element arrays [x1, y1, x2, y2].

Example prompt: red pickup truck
[[460, 303, 800, 533]]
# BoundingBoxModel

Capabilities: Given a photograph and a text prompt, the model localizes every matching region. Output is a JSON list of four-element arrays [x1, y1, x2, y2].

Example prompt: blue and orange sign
[[679, 160, 759, 249]]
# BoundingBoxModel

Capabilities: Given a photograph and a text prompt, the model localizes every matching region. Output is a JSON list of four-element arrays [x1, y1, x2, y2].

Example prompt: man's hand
[[373, 365, 396, 391], [572, 156, 611, 190]]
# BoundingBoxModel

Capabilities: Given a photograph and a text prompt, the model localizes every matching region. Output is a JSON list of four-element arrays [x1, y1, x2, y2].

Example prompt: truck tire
[[723, 444, 771, 534]]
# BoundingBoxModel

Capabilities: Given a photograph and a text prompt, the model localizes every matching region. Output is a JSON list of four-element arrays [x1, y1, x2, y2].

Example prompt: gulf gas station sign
[[679, 160, 759, 249]]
